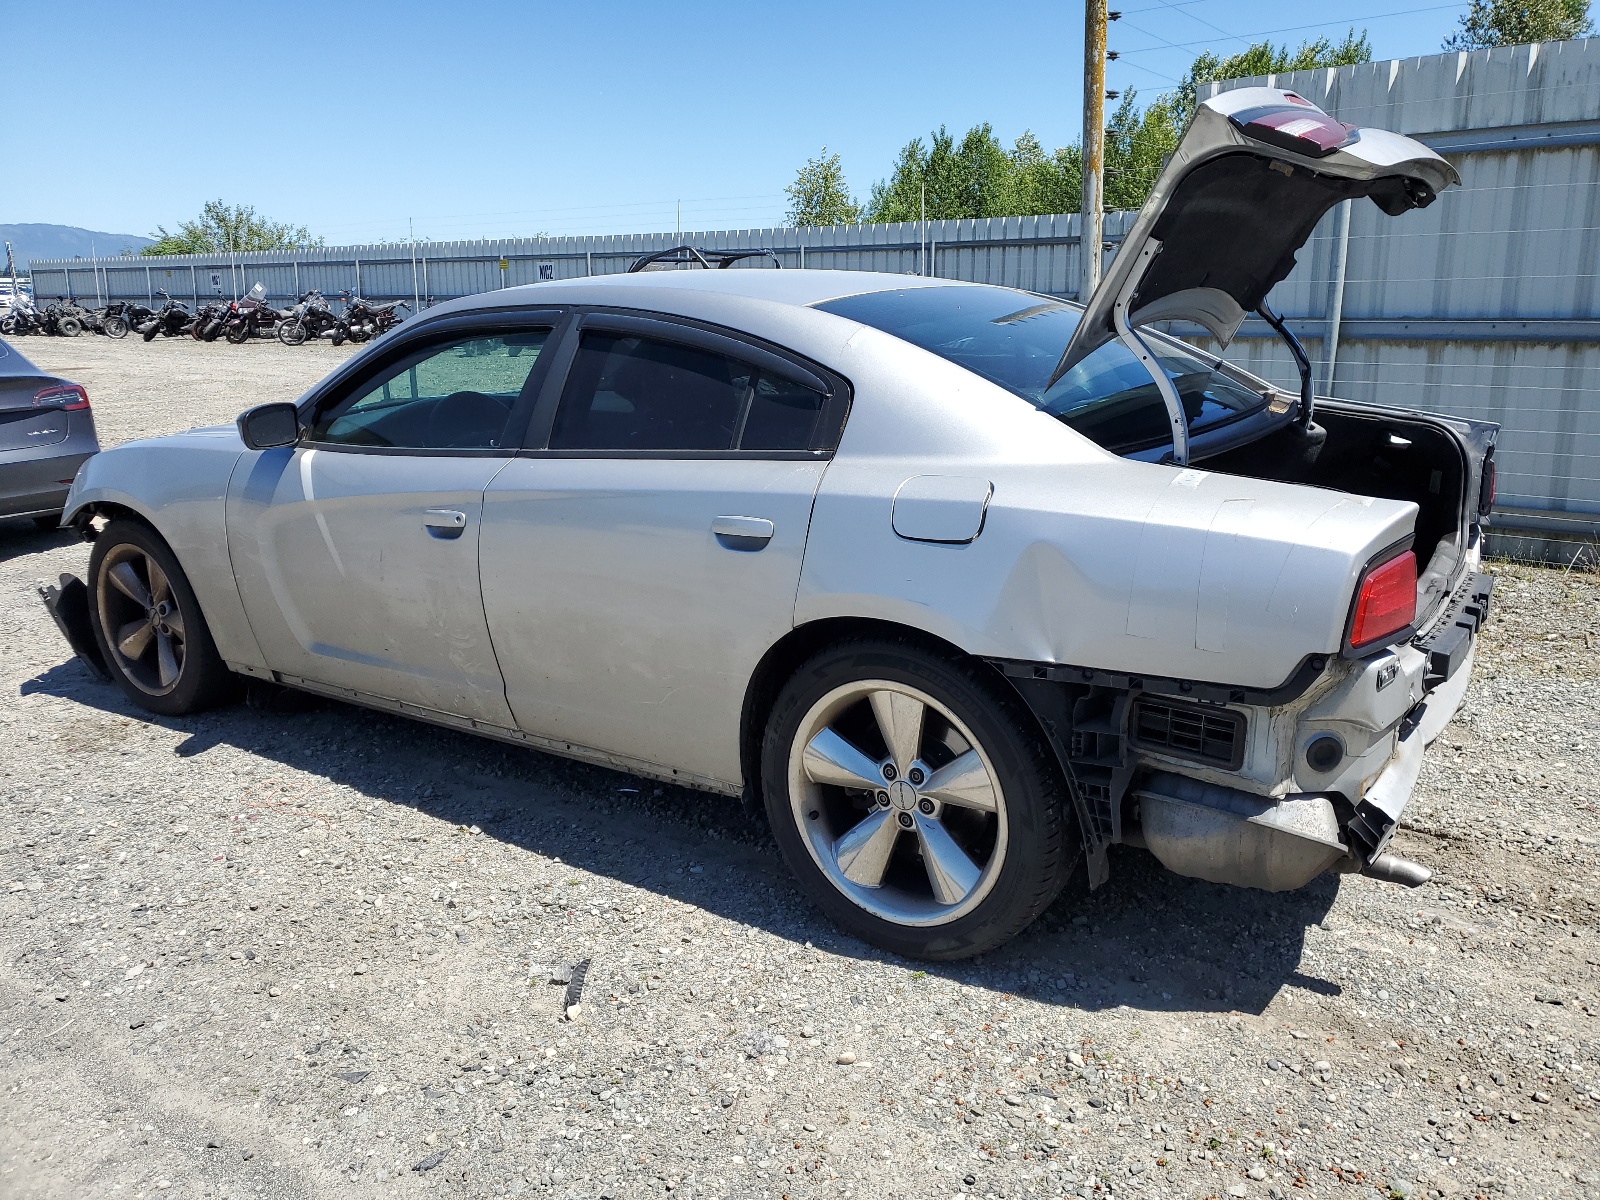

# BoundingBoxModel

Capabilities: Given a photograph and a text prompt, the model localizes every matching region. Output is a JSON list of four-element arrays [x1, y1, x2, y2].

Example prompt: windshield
[[814, 284, 1268, 454]]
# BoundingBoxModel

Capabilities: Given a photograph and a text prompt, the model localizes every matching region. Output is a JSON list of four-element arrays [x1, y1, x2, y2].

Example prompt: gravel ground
[[2, 335, 1596, 1200]]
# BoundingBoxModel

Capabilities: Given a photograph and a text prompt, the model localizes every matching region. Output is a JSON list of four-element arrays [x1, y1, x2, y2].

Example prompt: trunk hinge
[[1111, 238, 1190, 466]]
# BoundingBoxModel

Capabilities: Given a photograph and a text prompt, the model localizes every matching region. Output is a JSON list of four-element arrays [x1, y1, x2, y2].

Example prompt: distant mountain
[[0, 224, 154, 271]]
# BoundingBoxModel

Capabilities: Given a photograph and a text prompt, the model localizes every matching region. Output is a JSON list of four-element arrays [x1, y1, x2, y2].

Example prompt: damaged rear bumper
[[39, 573, 109, 681], [1128, 580, 1486, 892]]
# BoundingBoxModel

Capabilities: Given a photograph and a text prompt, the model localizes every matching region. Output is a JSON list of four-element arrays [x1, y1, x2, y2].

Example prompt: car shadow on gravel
[[24, 659, 1341, 1021], [0, 519, 75, 563]]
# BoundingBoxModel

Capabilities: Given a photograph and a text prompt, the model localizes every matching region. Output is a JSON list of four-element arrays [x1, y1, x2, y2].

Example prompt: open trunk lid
[[1052, 86, 1460, 464]]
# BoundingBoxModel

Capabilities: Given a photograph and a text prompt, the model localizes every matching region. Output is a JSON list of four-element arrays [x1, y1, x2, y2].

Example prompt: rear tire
[[57, 316, 82, 337], [761, 638, 1076, 960], [277, 320, 307, 346], [88, 519, 239, 716]]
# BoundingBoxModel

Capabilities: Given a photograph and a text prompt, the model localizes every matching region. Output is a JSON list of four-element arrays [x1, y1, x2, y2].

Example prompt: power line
[[1115, 3, 1461, 55]]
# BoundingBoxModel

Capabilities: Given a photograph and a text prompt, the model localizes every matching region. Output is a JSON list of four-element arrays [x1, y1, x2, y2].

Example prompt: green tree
[[1007, 131, 1082, 216], [1444, 0, 1591, 48], [866, 124, 1011, 222], [863, 124, 1082, 222], [785, 149, 863, 226], [142, 200, 323, 256]]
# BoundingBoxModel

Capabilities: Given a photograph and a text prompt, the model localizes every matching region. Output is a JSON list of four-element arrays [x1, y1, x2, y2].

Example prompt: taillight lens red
[[35, 383, 90, 411], [1230, 102, 1359, 158], [1350, 551, 1417, 649]]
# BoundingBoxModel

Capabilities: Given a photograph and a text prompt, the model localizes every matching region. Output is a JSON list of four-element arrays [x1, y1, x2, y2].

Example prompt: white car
[[44, 89, 1497, 959]]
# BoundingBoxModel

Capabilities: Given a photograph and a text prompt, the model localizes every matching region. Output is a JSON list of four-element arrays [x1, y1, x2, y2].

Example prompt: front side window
[[814, 285, 1267, 454], [311, 330, 550, 449]]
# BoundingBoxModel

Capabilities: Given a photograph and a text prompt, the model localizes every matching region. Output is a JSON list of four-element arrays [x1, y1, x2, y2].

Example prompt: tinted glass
[[312, 331, 548, 449], [551, 332, 753, 451], [815, 285, 1266, 453], [740, 373, 826, 451]]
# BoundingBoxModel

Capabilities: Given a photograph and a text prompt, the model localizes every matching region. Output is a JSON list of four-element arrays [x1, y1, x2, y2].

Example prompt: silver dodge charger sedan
[[44, 89, 1497, 958]]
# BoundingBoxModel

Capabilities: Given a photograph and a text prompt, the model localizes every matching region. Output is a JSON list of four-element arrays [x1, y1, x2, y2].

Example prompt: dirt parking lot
[[2, 335, 1597, 1200]]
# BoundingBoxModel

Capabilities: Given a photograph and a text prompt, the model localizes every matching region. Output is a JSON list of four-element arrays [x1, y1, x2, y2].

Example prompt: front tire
[[277, 320, 307, 346], [761, 639, 1076, 960], [57, 316, 82, 337], [104, 315, 129, 339], [88, 519, 237, 715]]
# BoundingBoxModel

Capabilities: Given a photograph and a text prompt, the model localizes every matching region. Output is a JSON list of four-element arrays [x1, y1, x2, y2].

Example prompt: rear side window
[[740, 373, 827, 451], [549, 331, 828, 452]]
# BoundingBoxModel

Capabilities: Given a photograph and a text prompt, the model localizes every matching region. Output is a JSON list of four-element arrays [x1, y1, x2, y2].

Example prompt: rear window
[[814, 284, 1267, 454]]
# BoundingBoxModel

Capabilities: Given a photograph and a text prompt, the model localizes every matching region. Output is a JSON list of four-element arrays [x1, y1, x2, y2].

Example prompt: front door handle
[[712, 515, 774, 551], [423, 508, 467, 539]]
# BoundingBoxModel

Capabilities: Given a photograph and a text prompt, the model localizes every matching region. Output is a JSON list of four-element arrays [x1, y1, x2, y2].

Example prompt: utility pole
[[410, 217, 420, 313], [1080, 0, 1108, 304]]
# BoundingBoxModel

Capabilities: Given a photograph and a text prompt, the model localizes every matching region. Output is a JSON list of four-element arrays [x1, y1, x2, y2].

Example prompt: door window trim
[[294, 307, 572, 457], [516, 307, 853, 458]]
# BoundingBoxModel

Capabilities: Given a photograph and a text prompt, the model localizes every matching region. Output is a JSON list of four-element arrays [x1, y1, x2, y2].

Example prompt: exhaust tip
[[1361, 853, 1433, 888]]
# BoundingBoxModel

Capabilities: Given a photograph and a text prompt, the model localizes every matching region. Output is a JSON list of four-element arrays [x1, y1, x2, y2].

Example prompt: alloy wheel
[[787, 680, 1008, 927], [96, 543, 188, 696]]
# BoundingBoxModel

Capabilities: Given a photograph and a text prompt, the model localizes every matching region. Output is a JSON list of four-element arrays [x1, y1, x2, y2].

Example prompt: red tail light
[[1349, 550, 1417, 650], [1229, 100, 1359, 158], [35, 383, 90, 411]]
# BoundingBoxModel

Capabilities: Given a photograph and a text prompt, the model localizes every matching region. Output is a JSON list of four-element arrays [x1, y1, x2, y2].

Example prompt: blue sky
[[6, 0, 1472, 244]]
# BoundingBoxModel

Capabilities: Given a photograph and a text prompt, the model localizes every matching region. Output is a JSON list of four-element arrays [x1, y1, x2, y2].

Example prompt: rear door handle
[[712, 515, 774, 550], [423, 508, 467, 539]]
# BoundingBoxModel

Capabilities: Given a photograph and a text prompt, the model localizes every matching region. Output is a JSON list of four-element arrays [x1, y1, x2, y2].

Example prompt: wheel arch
[[738, 615, 1068, 812]]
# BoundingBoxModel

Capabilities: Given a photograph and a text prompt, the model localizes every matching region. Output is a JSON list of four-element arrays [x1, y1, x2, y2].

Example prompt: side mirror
[[237, 402, 301, 450]]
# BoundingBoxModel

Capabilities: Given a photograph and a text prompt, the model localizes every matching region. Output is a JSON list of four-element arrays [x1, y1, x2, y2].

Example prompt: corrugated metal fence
[[27, 212, 1136, 316], [27, 38, 1600, 556]]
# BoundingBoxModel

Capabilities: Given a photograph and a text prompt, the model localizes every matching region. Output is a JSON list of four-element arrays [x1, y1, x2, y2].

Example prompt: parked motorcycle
[[275, 290, 337, 346], [0, 295, 46, 335], [142, 290, 195, 341], [330, 291, 409, 345], [98, 299, 157, 339], [191, 299, 231, 342], [223, 283, 287, 344]]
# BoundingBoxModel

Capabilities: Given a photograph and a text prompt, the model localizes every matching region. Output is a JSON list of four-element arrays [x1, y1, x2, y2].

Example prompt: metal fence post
[[1322, 200, 1352, 396]]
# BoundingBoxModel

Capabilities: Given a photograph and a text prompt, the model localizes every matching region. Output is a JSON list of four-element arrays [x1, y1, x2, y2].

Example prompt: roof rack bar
[[626, 246, 782, 273]]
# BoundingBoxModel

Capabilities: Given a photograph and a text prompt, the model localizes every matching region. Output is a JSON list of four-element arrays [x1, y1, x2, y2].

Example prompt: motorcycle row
[[0, 284, 408, 347]]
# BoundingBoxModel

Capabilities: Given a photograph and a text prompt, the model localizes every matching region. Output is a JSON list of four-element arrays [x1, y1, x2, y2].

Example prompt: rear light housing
[[1347, 549, 1418, 652], [1229, 96, 1359, 158], [1478, 448, 1496, 516], [34, 383, 90, 411]]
